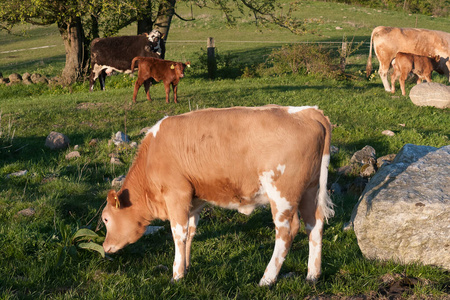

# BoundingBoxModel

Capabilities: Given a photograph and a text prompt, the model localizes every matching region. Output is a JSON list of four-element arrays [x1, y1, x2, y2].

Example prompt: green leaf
[[72, 228, 100, 242], [78, 242, 105, 258]]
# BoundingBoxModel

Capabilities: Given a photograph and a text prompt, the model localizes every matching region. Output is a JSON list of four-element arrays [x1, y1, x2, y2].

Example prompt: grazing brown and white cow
[[131, 57, 190, 103], [101, 105, 334, 286], [89, 29, 165, 92], [391, 52, 443, 96], [366, 26, 450, 92]]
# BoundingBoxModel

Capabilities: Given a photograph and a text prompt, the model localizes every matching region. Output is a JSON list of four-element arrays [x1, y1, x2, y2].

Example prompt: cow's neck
[[119, 137, 168, 221]]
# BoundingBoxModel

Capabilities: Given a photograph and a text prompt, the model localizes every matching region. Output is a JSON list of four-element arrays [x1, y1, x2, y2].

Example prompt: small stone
[[110, 157, 122, 165], [360, 163, 376, 177], [111, 175, 126, 187], [7, 170, 28, 178], [130, 142, 138, 148], [65, 151, 80, 160], [74, 145, 80, 150], [330, 145, 339, 155], [111, 131, 130, 145], [17, 208, 35, 217], [140, 127, 152, 135], [382, 130, 395, 136], [9, 73, 22, 84], [89, 139, 98, 146]]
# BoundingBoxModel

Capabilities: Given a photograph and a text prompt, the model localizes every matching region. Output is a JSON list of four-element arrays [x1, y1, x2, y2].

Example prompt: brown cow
[[366, 26, 450, 92], [101, 105, 334, 286], [391, 53, 442, 96], [131, 57, 190, 103]]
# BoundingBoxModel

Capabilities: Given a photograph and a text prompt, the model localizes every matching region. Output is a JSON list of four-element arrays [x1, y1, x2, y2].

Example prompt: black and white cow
[[89, 29, 166, 91]]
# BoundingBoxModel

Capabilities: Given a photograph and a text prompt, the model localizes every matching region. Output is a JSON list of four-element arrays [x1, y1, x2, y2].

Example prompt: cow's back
[[373, 26, 450, 58], [91, 36, 158, 70]]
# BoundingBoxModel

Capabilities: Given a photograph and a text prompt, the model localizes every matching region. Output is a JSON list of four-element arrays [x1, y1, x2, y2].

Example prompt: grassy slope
[[0, 1, 449, 299]]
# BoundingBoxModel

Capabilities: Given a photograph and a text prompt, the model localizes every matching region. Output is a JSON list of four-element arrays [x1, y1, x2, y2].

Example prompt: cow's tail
[[365, 29, 374, 78], [131, 57, 141, 73], [316, 113, 334, 223]]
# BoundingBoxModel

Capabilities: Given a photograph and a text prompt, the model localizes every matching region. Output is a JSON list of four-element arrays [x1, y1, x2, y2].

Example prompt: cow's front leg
[[170, 218, 189, 281], [164, 82, 171, 103], [172, 83, 178, 103], [378, 64, 392, 92]]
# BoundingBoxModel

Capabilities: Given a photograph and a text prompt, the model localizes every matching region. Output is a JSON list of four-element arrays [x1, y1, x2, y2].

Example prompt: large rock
[[350, 144, 450, 270], [409, 82, 450, 109]]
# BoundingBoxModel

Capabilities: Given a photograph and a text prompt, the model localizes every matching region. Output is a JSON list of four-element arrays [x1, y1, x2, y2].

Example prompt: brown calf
[[131, 57, 189, 103], [101, 105, 334, 286], [391, 52, 442, 96]]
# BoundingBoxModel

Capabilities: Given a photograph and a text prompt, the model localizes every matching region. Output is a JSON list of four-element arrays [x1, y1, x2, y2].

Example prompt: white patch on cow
[[318, 154, 334, 222], [287, 106, 318, 114], [259, 237, 287, 286], [259, 169, 291, 226], [306, 219, 323, 281], [148, 29, 161, 42], [276, 164, 286, 175], [171, 223, 187, 280], [146, 116, 168, 138]]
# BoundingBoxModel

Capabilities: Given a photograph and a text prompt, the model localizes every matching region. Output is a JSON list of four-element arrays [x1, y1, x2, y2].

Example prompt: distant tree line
[[321, 0, 449, 17]]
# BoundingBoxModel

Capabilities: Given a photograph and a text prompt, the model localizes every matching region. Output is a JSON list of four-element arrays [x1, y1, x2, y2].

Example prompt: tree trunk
[[58, 17, 88, 85], [137, 0, 154, 34], [154, 0, 176, 40]]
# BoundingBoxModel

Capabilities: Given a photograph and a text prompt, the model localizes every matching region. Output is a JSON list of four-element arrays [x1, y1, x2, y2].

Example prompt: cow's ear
[[107, 190, 121, 209]]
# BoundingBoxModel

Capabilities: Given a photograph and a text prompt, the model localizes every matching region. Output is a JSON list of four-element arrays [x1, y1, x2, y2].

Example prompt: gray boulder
[[350, 144, 450, 270], [409, 82, 450, 109], [45, 131, 70, 150]]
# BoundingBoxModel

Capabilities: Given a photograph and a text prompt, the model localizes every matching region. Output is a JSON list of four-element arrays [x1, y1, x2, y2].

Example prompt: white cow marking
[[287, 106, 318, 114], [306, 220, 323, 281], [147, 116, 168, 138], [259, 169, 291, 226], [171, 223, 187, 280]]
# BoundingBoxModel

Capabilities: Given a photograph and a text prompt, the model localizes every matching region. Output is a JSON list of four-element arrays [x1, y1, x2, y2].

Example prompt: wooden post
[[340, 41, 348, 72], [207, 37, 217, 80]]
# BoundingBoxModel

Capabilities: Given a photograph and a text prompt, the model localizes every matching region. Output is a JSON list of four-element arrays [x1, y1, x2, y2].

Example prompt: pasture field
[[0, 1, 449, 299]]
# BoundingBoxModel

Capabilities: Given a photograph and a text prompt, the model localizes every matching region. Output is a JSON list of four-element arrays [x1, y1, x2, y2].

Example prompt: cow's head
[[171, 62, 190, 79], [147, 29, 163, 43], [102, 189, 148, 253]]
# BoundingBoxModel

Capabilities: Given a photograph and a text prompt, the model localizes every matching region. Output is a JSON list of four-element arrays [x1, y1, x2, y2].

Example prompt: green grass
[[1, 1, 450, 299]]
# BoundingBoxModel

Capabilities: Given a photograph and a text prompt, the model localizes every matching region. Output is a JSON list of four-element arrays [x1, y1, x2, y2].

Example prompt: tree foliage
[[322, 0, 450, 17]]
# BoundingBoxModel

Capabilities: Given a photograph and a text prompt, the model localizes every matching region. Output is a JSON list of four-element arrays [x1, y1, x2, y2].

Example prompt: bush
[[258, 44, 343, 79]]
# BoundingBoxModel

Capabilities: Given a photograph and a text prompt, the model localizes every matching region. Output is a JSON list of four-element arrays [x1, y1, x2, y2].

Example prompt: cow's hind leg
[[99, 70, 107, 91], [378, 59, 392, 92], [143, 79, 153, 101], [186, 199, 206, 271], [299, 186, 324, 282], [132, 78, 145, 103], [258, 172, 301, 286]]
